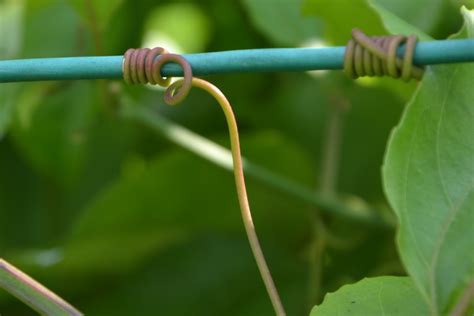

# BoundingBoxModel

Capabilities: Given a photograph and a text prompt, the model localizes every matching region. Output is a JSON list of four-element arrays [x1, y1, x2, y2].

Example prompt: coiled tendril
[[344, 28, 424, 81], [122, 47, 286, 316], [123, 47, 193, 105]]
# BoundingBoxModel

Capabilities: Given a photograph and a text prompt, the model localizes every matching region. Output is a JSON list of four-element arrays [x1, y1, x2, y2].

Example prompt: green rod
[[0, 39, 473, 82]]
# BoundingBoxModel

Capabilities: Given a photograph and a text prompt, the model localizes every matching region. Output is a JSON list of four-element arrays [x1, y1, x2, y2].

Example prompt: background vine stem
[[170, 78, 286, 316], [307, 92, 349, 310], [0, 258, 82, 315], [119, 101, 392, 228]]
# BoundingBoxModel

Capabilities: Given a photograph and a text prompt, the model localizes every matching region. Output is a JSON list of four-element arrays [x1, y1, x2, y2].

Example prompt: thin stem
[[307, 92, 349, 309], [84, 0, 103, 55], [0, 258, 82, 315], [119, 102, 392, 228], [306, 217, 326, 310], [190, 78, 286, 316], [319, 94, 349, 196]]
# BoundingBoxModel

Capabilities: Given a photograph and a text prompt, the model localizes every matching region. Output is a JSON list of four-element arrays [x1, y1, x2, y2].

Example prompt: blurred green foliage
[[0, 0, 470, 315]]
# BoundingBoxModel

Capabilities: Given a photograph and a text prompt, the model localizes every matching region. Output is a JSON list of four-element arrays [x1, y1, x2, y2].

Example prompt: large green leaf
[[302, 0, 386, 44], [367, 0, 432, 41], [383, 7, 474, 315], [310, 277, 429, 315], [303, 0, 432, 44], [22, 1, 82, 57], [241, 0, 321, 46], [9, 1, 97, 186], [11, 82, 96, 187], [372, 0, 444, 36]]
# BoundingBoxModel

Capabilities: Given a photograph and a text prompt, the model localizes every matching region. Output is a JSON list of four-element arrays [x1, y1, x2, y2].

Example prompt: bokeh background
[[0, 0, 470, 315]]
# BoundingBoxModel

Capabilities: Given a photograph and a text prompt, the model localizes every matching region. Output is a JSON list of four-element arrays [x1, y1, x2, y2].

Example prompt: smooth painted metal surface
[[0, 39, 473, 82]]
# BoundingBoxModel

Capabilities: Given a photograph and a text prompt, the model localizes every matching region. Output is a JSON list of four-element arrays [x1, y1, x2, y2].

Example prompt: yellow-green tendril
[[171, 77, 286, 316], [124, 48, 286, 316]]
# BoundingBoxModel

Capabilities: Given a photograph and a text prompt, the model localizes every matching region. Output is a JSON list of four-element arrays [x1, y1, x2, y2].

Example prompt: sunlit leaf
[[241, 0, 321, 46], [302, 0, 386, 44], [310, 277, 429, 315], [142, 3, 211, 53]]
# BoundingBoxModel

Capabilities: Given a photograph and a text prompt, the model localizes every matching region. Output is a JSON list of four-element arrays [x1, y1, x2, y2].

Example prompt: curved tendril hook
[[170, 77, 286, 316], [124, 49, 286, 315]]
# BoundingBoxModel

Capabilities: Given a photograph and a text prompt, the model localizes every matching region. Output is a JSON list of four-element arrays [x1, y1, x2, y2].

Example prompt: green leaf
[[68, 0, 123, 32], [23, 1, 81, 57], [241, 0, 321, 46], [7, 1, 92, 182], [367, 0, 433, 41], [142, 3, 211, 53], [302, 0, 432, 44], [371, 0, 444, 36], [383, 7, 474, 315], [310, 277, 429, 315], [302, 0, 386, 44], [0, 0, 23, 137], [11, 82, 96, 187], [0, 0, 22, 58]]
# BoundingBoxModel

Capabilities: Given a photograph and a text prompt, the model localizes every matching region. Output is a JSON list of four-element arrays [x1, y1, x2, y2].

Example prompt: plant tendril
[[344, 28, 424, 80], [124, 48, 286, 316]]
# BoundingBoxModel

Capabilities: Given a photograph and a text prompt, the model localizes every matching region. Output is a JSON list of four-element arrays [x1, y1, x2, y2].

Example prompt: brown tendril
[[344, 28, 424, 81], [123, 48, 286, 316], [123, 48, 192, 105]]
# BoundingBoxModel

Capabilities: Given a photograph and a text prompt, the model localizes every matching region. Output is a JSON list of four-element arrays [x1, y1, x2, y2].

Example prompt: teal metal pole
[[0, 39, 473, 83]]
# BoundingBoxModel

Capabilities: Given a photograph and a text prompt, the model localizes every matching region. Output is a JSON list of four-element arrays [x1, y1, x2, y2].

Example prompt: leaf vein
[[429, 66, 460, 311], [435, 67, 458, 208], [402, 80, 433, 273], [378, 280, 386, 316], [429, 183, 474, 311]]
